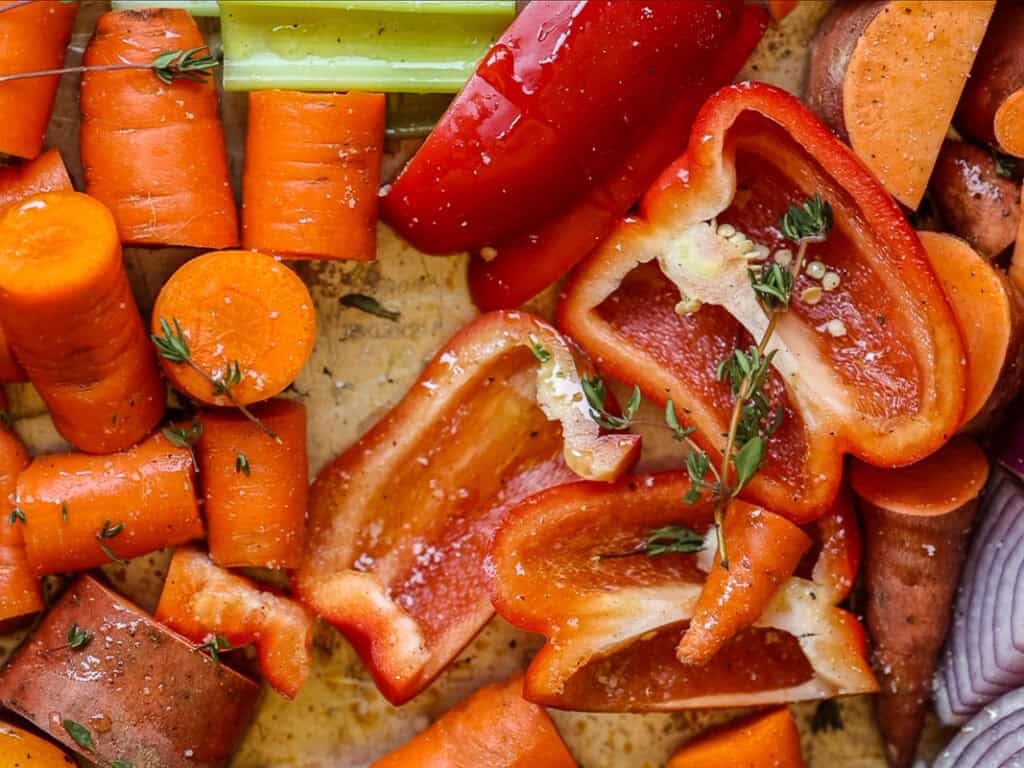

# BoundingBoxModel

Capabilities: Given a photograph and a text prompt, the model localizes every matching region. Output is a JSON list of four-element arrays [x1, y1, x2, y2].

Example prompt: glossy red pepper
[[490, 473, 876, 711], [382, 1, 768, 309], [559, 82, 966, 523], [294, 311, 639, 705]]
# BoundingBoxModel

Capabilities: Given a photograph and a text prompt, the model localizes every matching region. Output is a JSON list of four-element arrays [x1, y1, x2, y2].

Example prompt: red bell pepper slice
[[155, 546, 314, 700], [371, 675, 577, 768], [294, 311, 640, 705], [382, 1, 768, 307], [667, 708, 805, 768], [558, 82, 966, 522], [490, 472, 877, 711]]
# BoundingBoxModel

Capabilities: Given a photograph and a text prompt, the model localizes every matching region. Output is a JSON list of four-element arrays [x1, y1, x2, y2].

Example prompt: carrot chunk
[[667, 708, 805, 768], [0, 191, 165, 453], [197, 399, 308, 569], [0, 1, 76, 159], [243, 90, 385, 261], [0, 389, 39, 627], [152, 250, 316, 406], [81, 9, 238, 248], [18, 431, 203, 576]]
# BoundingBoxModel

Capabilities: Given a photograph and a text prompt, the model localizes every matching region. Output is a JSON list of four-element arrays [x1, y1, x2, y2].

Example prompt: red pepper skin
[[490, 472, 877, 711], [156, 546, 314, 700], [294, 311, 639, 705], [558, 82, 966, 523], [382, 2, 767, 264], [371, 675, 577, 768]]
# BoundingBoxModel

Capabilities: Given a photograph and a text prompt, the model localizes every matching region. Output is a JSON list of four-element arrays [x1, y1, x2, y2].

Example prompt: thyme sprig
[[152, 317, 282, 444], [96, 519, 128, 566], [0, 47, 219, 85], [600, 524, 706, 560], [582, 374, 641, 431], [195, 635, 234, 664]]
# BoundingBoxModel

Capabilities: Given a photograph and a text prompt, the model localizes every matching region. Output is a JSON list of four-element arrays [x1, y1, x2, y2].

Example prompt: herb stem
[[0, 63, 145, 83], [183, 358, 282, 444]]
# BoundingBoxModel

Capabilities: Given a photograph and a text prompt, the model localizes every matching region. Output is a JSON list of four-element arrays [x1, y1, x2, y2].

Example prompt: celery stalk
[[385, 93, 452, 138], [219, 0, 515, 93], [111, 0, 221, 16]]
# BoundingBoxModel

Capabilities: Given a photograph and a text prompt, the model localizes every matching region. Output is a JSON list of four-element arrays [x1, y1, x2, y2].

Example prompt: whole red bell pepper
[[156, 546, 314, 700], [490, 473, 876, 711], [382, 1, 769, 309], [294, 311, 640, 705], [558, 82, 966, 523], [371, 675, 577, 768]]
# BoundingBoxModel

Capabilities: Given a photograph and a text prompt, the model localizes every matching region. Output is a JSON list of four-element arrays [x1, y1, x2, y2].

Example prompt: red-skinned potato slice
[[490, 472, 877, 712], [920, 231, 1024, 428], [295, 311, 639, 705], [559, 82, 965, 523]]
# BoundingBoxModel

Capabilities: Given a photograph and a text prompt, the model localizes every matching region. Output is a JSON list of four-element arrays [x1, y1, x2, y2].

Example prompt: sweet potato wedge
[[920, 231, 1024, 427], [0, 575, 261, 768], [807, 0, 995, 208], [850, 436, 990, 768], [929, 140, 1021, 259], [955, 0, 1024, 158]]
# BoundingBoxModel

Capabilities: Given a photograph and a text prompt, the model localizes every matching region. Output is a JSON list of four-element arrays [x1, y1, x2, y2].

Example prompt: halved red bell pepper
[[371, 675, 577, 768], [381, 1, 768, 309], [294, 311, 640, 705], [558, 82, 966, 522], [490, 472, 876, 711], [155, 546, 314, 700]]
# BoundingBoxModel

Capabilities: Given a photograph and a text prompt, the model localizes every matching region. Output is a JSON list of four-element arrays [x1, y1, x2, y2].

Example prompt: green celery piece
[[111, 0, 220, 16], [385, 93, 452, 138], [220, 0, 516, 93]]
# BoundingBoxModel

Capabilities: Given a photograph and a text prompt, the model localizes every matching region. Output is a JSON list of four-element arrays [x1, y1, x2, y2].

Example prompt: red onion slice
[[935, 687, 1024, 768]]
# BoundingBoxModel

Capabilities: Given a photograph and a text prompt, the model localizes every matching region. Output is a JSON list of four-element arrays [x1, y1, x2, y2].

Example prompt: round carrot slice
[[152, 250, 316, 406]]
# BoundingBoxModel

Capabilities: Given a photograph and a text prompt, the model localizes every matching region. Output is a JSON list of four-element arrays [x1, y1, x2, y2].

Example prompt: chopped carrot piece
[[80, 9, 238, 248], [152, 250, 316, 406], [243, 90, 385, 261], [197, 399, 308, 569], [0, 388, 38, 627], [0, 191, 165, 453], [667, 708, 805, 768], [0, 148, 72, 213], [18, 431, 203, 576]]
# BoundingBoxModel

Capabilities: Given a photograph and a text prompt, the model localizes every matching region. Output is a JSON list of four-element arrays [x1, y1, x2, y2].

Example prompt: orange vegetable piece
[[80, 9, 238, 248], [197, 399, 308, 569], [17, 431, 203, 577], [0, 1, 77, 159], [768, 0, 799, 21], [0, 191, 165, 453], [667, 708, 805, 768], [0, 720, 76, 768], [156, 546, 314, 700], [152, 250, 316, 406], [0, 389, 39, 627], [243, 90, 385, 261], [676, 501, 813, 666], [0, 316, 22, 384], [371, 675, 577, 768]]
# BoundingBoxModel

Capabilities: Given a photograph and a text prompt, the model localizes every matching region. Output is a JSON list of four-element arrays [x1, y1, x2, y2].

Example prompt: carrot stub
[[371, 675, 577, 768], [667, 708, 805, 768], [198, 399, 308, 569], [676, 500, 812, 667], [851, 436, 989, 768], [0, 389, 40, 627], [152, 250, 316, 406], [0, 720, 76, 768], [0, 1, 77, 159], [80, 8, 238, 248], [17, 431, 203, 577], [156, 546, 314, 700], [0, 191, 165, 453], [243, 90, 385, 261]]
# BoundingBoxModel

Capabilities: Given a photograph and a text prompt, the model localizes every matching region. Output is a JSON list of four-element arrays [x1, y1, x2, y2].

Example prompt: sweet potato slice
[[920, 231, 1024, 426], [850, 436, 990, 768], [0, 575, 261, 768], [929, 140, 1021, 260], [955, 0, 1024, 158], [807, 0, 995, 208]]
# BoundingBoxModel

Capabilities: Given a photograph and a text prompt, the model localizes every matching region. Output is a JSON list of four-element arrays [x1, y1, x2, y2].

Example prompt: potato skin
[[0, 576, 262, 768], [930, 139, 1021, 259]]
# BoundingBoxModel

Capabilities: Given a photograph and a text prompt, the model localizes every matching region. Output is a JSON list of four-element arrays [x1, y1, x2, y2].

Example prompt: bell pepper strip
[[156, 546, 314, 700], [382, 2, 768, 300], [371, 675, 577, 768], [0, 389, 39, 628], [558, 82, 966, 522], [294, 311, 640, 705], [490, 471, 877, 712], [667, 707, 805, 768], [676, 502, 812, 667]]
